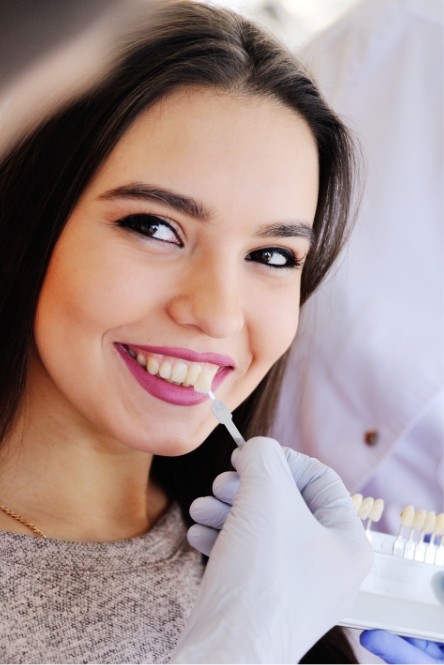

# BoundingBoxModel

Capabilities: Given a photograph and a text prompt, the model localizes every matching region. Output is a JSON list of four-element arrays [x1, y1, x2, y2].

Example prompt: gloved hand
[[170, 437, 373, 664], [360, 630, 444, 664]]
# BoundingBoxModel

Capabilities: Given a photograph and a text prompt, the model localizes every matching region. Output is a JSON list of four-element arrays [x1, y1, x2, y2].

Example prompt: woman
[[0, 2, 370, 662]]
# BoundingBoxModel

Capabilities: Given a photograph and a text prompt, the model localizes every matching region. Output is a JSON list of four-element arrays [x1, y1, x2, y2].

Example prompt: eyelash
[[116, 213, 303, 270], [246, 248, 303, 270], [117, 213, 183, 246]]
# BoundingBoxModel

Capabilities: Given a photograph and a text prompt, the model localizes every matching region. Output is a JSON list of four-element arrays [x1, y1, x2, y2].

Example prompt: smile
[[115, 343, 234, 406], [129, 347, 219, 392]]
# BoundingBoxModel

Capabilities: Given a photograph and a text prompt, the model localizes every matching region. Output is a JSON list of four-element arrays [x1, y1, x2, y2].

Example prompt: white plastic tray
[[340, 532, 444, 641]]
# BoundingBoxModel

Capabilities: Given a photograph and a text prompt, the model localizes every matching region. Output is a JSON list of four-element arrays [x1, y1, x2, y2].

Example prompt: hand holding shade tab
[[173, 438, 372, 664]]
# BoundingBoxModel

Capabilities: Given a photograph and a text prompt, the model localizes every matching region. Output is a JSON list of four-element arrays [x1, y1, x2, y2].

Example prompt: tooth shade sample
[[358, 497, 374, 520], [412, 509, 427, 531], [400, 505, 415, 528], [194, 367, 217, 393], [369, 499, 384, 523], [351, 494, 363, 512], [434, 513, 444, 536], [423, 512, 436, 535], [183, 364, 202, 387]]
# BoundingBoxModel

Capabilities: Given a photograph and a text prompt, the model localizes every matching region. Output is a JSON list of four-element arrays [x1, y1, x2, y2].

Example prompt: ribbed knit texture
[[0, 504, 204, 664]]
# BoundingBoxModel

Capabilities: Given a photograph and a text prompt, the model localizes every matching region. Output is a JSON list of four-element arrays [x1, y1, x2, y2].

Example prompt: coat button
[[364, 430, 379, 446]]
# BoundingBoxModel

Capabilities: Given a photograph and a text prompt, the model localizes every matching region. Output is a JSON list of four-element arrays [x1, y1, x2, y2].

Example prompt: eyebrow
[[99, 183, 211, 222], [99, 182, 315, 243], [257, 223, 315, 245]]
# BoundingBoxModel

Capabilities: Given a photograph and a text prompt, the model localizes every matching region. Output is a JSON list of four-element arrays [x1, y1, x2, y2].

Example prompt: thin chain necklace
[[0, 502, 46, 538]]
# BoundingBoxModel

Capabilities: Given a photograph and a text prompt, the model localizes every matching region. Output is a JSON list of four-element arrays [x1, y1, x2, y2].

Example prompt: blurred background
[[208, 0, 360, 48]]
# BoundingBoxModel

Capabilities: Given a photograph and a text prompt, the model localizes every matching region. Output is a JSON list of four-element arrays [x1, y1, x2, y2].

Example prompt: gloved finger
[[402, 638, 444, 660], [230, 437, 319, 531], [187, 523, 219, 557], [230, 436, 298, 494], [231, 437, 358, 533], [360, 630, 441, 664], [189, 496, 231, 529], [282, 447, 361, 532], [212, 471, 240, 505], [232, 438, 371, 579]]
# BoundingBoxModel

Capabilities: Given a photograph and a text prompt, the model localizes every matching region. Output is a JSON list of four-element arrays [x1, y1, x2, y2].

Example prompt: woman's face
[[33, 87, 319, 454]]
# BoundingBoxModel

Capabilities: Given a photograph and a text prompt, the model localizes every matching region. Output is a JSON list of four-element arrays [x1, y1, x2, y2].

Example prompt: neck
[[0, 408, 169, 543]]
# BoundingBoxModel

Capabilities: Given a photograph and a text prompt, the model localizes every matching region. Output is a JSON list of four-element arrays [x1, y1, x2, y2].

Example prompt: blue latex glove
[[171, 437, 372, 663], [360, 630, 444, 664]]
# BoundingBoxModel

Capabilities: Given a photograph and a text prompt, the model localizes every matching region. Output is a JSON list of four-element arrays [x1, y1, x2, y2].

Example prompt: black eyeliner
[[246, 247, 303, 270], [116, 213, 183, 246]]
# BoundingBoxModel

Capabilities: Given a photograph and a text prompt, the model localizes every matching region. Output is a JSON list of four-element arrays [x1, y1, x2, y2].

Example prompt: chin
[[115, 422, 213, 457]]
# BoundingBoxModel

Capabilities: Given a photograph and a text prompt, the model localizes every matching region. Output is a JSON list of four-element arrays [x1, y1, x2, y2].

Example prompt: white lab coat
[[272, 0, 444, 536]]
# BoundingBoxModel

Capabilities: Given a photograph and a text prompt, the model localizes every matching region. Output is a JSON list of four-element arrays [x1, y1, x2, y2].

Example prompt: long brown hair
[[0, 2, 359, 661]]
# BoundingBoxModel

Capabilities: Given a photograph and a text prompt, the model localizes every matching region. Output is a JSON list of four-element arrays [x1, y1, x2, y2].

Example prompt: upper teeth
[[129, 348, 219, 393]]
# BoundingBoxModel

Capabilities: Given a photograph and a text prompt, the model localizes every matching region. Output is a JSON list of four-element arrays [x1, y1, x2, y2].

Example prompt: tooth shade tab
[[358, 497, 374, 520], [412, 509, 427, 532], [194, 367, 218, 394], [370, 499, 384, 523], [435, 513, 444, 536], [351, 494, 363, 511], [423, 511, 436, 535], [183, 364, 202, 387], [400, 505, 415, 529]]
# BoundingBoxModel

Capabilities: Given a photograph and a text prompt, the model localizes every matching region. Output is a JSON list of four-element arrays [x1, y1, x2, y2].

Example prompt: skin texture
[[0, 88, 319, 541]]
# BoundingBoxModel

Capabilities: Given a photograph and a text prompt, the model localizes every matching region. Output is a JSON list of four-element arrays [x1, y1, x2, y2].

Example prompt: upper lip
[[122, 344, 236, 368]]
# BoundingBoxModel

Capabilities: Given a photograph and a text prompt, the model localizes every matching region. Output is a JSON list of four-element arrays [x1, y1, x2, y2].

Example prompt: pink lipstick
[[115, 343, 234, 406]]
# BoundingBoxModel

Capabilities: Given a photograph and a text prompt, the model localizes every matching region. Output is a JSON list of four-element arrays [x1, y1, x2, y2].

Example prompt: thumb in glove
[[172, 437, 372, 664]]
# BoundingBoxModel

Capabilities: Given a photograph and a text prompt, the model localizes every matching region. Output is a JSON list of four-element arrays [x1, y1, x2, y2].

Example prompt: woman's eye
[[117, 213, 183, 246], [246, 247, 302, 270]]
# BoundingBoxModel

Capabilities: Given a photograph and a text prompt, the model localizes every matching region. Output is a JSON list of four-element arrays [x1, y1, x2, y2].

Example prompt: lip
[[125, 344, 236, 368], [115, 343, 233, 406]]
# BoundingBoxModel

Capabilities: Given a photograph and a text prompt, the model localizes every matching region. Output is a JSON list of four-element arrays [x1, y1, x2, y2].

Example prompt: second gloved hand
[[171, 437, 373, 664], [360, 630, 444, 664]]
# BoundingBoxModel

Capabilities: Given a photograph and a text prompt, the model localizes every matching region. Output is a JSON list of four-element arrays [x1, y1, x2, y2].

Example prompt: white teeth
[[171, 362, 188, 384], [129, 347, 220, 390], [194, 366, 218, 394], [137, 353, 146, 367], [147, 357, 159, 375], [183, 364, 202, 387], [158, 361, 172, 380]]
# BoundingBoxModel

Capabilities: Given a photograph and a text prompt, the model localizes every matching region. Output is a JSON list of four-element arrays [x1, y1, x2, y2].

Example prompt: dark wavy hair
[[0, 2, 359, 661]]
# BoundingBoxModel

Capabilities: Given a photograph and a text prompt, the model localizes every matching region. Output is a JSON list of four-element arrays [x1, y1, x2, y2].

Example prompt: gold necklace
[[0, 502, 46, 538]]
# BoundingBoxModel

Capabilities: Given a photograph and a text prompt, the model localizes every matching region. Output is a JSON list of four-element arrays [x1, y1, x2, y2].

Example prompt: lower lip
[[115, 344, 230, 406]]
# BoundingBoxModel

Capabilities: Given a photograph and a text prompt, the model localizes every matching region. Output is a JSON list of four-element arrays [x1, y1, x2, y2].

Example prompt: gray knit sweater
[[0, 504, 204, 664]]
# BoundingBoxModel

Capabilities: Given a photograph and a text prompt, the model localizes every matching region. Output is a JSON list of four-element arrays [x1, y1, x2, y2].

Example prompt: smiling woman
[[0, 1, 366, 663], [32, 88, 318, 455]]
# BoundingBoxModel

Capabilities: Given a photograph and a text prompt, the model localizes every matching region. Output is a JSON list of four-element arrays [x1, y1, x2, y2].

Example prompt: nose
[[166, 257, 245, 338]]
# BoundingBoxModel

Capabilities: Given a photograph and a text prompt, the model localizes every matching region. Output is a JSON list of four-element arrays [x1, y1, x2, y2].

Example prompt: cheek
[[35, 240, 148, 346], [250, 287, 301, 368]]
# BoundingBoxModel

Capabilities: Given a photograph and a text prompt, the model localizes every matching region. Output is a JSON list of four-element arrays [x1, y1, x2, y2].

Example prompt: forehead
[[87, 87, 319, 222]]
